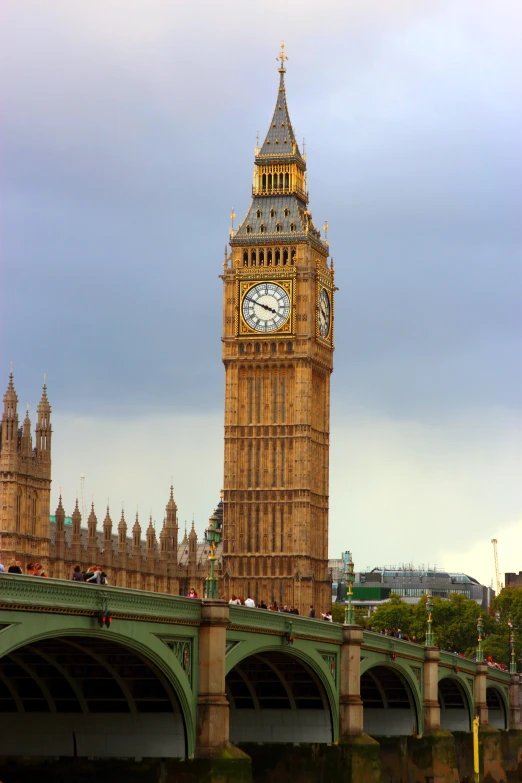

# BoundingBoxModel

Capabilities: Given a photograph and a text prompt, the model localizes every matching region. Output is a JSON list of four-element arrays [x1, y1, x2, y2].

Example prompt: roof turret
[[2, 372, 18, 425], [55, 494, 65, 531], [87, 503, 97, 540], [71, 497, 82, 537]]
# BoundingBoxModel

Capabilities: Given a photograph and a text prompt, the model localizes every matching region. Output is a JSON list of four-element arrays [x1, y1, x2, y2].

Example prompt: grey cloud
[[1, 0, 521, 426]]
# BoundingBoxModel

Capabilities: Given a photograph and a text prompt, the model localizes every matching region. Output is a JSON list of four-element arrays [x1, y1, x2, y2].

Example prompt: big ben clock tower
[[221, 45, 334, 615]]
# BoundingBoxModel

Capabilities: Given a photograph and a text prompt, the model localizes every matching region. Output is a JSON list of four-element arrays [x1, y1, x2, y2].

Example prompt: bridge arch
[[486, 683, 508, 730], [225, 642, 337, 744], [360, 663, 421, 737], [438, 676, 472, 731], [0, 614, 196, 757]]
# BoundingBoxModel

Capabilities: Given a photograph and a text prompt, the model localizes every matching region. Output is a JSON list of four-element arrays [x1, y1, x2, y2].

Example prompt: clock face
[[318, 288, 331, 338], [242, 282, 291, 333]]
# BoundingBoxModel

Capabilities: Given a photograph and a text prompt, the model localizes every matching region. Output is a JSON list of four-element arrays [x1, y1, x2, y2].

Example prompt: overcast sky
[[1, 0, 521, 587]]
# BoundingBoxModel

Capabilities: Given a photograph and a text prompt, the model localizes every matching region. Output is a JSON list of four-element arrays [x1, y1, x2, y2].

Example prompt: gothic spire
[[72, 497, 82, 535], [3, 372, 18, 410], [118, 507, 127, 552], [231, 45, 327, 250], [36, 377, 52, 459], [20, 406, 32, 456], [55, 494, 65, 531], [103, 505, 113, 544], [258, 42, 302, 160]]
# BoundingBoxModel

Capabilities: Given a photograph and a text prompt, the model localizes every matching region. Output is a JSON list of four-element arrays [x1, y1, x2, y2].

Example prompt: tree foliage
[[333, 588, 519, 664]]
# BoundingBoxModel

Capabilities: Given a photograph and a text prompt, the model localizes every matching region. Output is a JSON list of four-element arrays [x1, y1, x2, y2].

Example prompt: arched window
[[256, 209, 261, 219], [251, 250, 257, 266], [259, 250, 265, 265], [283, 249, 289, 265], [285, 172, 289, 189], [255, 343, 261, 354], [267, 250, 272, 266], [279, 173, 284, 189], [268, 174, 272, 190], [239, 343, 245, 354], [271, 342, 277, 354], [290, 223, 295, 232], [275, 249, 280, 265], [284, 207, 289, 217], [276, 223, 281, 233], [243, 251, 248, 266], [260, 224, 266, 234], [291, 247, 297, 263], [246, 224, 252, 234], [270, 208, 275, 218], [262, 174, 266, 191]]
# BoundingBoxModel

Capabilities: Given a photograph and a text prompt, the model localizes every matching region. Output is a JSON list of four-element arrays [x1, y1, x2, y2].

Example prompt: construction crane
[[491, 538, 503, 595]]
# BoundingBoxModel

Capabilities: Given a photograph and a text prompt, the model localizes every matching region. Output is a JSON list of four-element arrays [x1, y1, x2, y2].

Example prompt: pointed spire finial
[[323, 220, 329, 240], [277, 40, 288, 73], [229, 208, 236, 238]]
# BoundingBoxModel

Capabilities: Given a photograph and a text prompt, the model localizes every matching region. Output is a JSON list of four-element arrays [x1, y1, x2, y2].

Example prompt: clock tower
[[221, 46, 334, 615]]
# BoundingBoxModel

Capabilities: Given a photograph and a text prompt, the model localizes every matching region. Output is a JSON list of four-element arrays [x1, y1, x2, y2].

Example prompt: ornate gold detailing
[[277, 40, 288, 72], [315, 274, 334, 345], [238, 278, 294, 336], [323, 220, 329, 240]]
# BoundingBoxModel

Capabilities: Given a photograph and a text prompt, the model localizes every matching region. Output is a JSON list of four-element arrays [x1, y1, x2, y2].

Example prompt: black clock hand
[[244, 296, 277, 314]]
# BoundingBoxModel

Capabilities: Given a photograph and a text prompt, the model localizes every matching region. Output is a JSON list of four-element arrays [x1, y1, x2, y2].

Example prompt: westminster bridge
[[1, 574, 522, 783]]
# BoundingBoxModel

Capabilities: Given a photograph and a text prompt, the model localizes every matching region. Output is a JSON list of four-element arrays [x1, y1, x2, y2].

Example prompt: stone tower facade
[[221, 49, 335, 614], [0, 374, 52, 569]]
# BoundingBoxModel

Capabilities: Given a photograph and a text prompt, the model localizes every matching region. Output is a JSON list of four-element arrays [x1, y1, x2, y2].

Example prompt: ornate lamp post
[[509, 624, 517, 674], [476, 615, 484, 662], [344, 553, 355, 625], [425, 590, 434, 647], [205, 512, 221, 600]]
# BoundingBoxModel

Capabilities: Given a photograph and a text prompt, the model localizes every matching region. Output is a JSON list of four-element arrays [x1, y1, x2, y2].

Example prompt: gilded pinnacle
[[277, 40, 288, 73]]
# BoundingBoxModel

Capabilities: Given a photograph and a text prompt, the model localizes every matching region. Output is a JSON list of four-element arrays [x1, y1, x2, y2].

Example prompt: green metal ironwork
[[344, 553, 355, 625], [425, 590, 434, 647], [0, 573, 514, 756], [205, 511, 221, 600], [510, 628, 517, 674], [476, 615, 484, 662]]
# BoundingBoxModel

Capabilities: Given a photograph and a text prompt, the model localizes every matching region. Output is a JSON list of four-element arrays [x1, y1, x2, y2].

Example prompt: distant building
[[505, 572, 522, 589], [338, 566, 493, 612]]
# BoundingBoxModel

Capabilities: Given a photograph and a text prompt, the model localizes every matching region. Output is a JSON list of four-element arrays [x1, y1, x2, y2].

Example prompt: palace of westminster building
[[0, 48, 335, 614]]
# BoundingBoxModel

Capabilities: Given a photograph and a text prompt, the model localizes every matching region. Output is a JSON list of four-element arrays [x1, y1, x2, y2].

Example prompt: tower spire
[[1, 372, 19, 453], [258, 42, 300, 159], [36, 379, 52, 461]]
